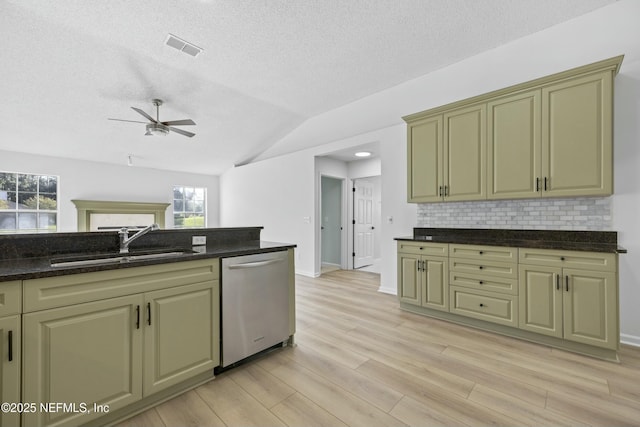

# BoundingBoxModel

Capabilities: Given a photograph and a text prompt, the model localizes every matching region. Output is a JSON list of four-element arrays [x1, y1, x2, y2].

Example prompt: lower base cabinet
[[519, 265, 617, 350], [0, 315, 21, 427], [397, 241, 620, 360], [21, 259, 220, 427]]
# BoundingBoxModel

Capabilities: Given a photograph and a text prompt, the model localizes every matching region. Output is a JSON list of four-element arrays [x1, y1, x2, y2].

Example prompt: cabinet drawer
[[519, 248, 616, 272], [450, 271, 518, 295], [449, 286, 518, 327], [450, 258, 517, 279], [397, 241, 448, 256], [449, 244, 517, 263], [23, 259, 220, 312], [0, 281, 21, 317]]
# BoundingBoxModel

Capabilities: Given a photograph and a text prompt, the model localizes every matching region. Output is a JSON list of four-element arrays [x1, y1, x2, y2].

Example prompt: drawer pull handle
[[479, 251, 484, 255], [560, 257, 565, 261], [479, 303, 485, 307], [419, 247, 424, 250], [479, 281, 484, 285], [479, 266, 484, 270]]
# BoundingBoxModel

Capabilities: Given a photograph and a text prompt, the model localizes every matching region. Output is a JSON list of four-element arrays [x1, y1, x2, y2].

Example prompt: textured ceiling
[[0, 0, 616, 175]]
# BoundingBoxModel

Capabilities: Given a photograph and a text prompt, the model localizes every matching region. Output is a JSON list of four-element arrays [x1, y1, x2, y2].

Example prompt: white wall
[[220, 151, 316, 276], [0, 150, 220, 231], [222, 0, 640, 343]]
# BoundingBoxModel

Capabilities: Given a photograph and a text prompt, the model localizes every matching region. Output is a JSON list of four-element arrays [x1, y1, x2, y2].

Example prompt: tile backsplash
[[416, 197, 611, 230]]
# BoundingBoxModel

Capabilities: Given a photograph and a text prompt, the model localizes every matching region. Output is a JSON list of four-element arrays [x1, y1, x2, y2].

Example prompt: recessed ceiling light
[[355, 151, 372, 157]]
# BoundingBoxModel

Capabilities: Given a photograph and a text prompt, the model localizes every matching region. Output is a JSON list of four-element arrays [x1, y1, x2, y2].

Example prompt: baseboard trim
[[377, 285, 397, 295], [296, 269, 319, 278], [621, 333, 640, 347]]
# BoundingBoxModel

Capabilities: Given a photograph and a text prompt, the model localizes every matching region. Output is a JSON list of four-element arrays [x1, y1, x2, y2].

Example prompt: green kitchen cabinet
[[397, 242, 449, 311], [0, 281, 21, 427], [22, 294, 144, 427], [405, 56, 621, 203], [541, 70, 613, 197], [518, 249, 618, 350], [143, 281, 219, 396], [487, 90, 542, 199], [406, 104, 485, 202], [407, 115, 443, 202], [22, 259, 220, 427]]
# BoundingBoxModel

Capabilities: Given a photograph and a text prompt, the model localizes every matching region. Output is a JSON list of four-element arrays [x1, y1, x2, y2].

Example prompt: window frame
[[172, 185, 206, 229], [0, 171, 59, 233]]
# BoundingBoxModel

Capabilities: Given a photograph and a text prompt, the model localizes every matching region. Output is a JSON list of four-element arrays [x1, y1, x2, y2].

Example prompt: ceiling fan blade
[[168, 126, 195, 138], [108, 118, 148, 124], [131, 107, 157, 123], [162, 119, 196, 126]]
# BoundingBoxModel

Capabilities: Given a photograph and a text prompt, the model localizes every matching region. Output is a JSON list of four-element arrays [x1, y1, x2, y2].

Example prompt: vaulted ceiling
[[0, 0, 616, 174]]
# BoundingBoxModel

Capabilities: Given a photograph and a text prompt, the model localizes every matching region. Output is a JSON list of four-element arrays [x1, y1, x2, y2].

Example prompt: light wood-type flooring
[[117, 269, 640, 427]]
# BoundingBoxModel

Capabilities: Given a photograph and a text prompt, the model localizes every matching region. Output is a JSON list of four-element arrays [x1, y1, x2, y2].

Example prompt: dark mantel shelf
[[395, 228, 626, 254]]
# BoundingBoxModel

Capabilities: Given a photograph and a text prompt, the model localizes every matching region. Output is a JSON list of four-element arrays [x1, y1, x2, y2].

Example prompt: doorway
[[321, 176, 344, 272]]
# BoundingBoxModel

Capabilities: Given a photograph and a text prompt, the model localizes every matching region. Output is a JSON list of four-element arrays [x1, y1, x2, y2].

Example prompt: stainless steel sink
[[50, 249, 195, 268]]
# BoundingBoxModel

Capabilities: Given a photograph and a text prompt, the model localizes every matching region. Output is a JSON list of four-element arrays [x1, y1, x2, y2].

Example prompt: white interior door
[[354, 180, 374, 268]]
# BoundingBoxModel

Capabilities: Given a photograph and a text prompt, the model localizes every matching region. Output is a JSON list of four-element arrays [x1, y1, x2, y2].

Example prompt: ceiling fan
[[108, 99, 196, 138]]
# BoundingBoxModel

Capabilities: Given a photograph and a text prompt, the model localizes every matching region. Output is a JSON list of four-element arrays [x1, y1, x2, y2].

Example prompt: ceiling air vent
[[165, 34, 203, 57]]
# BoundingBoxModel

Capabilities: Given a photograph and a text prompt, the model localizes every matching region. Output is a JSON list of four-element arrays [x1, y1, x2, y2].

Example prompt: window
[[173, 186, 205, 228], [0, 172, 58, 233]]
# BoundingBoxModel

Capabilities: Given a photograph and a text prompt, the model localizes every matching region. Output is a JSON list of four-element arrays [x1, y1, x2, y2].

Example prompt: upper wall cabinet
[[407, 104, 486, 202], [405, 55, 622, 203]]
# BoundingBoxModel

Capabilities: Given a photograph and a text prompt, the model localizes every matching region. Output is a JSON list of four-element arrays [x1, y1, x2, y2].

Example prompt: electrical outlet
[[192, 236, 206, 246]]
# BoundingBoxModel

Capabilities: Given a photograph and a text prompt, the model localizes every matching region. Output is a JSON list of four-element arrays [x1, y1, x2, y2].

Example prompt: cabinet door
[[563, 269, 617, 349], [487, 90, 541, 199], [542, 71, 613, 197], [407, 115, 443, 202], [422, 257, 449, 311], [518, 265, 563, 338], [23, 295, 143, 427], [0, 315, 20, 427], [397, 253, 421, 305], [444, 104, 486, 201], [143, 281, 219, 396]]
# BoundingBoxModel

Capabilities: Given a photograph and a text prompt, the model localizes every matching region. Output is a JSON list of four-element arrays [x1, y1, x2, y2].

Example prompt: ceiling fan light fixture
[[145, 123, 169, 136]]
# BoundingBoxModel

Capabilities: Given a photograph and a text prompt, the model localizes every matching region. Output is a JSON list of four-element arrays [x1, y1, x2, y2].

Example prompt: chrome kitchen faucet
[[118, 223, 159, 254]]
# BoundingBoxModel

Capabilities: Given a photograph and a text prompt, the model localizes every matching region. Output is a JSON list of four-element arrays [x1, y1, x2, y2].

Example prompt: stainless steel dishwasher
[[220, 250, 290, 367]]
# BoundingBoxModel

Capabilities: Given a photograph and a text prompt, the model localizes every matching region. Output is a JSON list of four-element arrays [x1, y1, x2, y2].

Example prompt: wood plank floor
[[117, 270, 640, 427]]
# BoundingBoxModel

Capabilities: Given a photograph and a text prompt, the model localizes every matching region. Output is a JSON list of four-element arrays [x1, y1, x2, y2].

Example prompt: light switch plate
[[192, 236, 206, 246]]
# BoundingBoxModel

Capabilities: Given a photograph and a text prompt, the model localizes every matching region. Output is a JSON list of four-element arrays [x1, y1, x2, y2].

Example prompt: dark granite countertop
[[0, 240, 295, 282], [395, 228, 626, 254], [0, 227, 296, 283]]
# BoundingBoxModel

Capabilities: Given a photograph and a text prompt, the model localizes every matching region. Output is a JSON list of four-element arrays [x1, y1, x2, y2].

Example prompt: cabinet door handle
[[147, 302, 152, 326], [444, 186, 449, 197], [565, 275, 569, 292], [556, 274, 560, 291], [536, 177, 540, 192], [439, 186, 443, 197], [8, 330, 13, 362], [136, 305, 140, 329], [544, 177, 548, 191]]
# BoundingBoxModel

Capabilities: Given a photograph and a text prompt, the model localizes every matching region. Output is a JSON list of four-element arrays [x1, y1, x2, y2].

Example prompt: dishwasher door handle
[[227, 259, 284, 269]]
